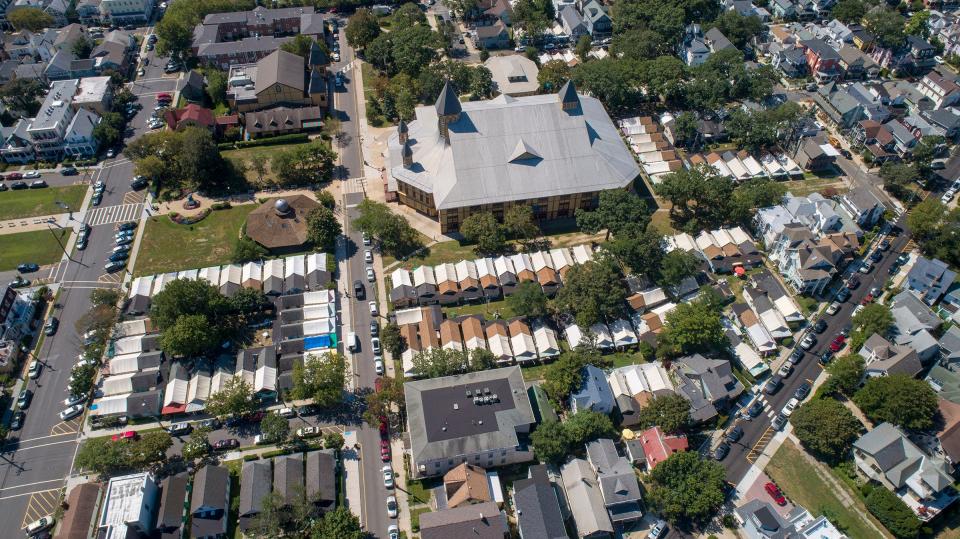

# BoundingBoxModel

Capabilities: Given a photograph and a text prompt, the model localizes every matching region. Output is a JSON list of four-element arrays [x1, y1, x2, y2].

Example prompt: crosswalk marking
[[86, 203, 143, 226]]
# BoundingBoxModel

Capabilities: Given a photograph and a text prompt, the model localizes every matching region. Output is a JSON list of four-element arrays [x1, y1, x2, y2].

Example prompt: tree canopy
[[345, 8, 381, 49], [9, 7, 53, 31], [824, 354, 865, 397], [850, 303, 893, 351], [551, 254, 627, 327], [507, 281, 550, 319], [305, 206, 342, 252], [411, 347, 496, 379], [853, 374, 940, 431], [352, 200, 423, 258], [460, 212, 507, 254], [658, 298, 727, 358], [292, 352, 347, 409], [531, 410, 617, 463], [204, 375, 256, 418], [648, 451, 727, 525], [541, 347, 601, 406], [126, 127, 234, 193], [575, 189, 651, 240], [636, 394, 692, 434], [790, 398, 863, 463]]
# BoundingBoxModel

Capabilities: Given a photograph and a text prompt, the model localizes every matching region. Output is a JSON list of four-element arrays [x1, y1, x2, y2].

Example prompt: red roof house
[[639, 426, 688, 470], [164, 103, 216, 132]]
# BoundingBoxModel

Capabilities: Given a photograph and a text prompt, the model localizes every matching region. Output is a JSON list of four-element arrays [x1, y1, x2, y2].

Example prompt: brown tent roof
[[439, 319, 462, 346], [245, 195, 320, 249], [444, 463, 493, 508], [508, 319, 531, 336], [438, 278, 459, 295], [516, 268, 536, 282], [419, 314, 440, 349], [485, 320, 508, 338], [400, 324, 422, 352], [536, 266, 559, 286], [641, 312, 663, 332], [460, 316, 485, 342], [479, 274, 499, 289], [57, 483, 101, 539]]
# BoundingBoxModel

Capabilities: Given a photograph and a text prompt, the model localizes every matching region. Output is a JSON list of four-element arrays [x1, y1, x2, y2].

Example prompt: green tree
[[291, 352, 346, 409], [260, 412, 290, 444], [392, 2, 427, 26], [0, 78, 46, 116], [531, 420, 570, 463], [648, 451, 727, 525], [672, 111, 698, 147], [362, 375, 406, 427], [575, 190, 651, 241], [411, 347, 470, 378], [352, 199, 423, 258], [181, 426, 211, 460], [552, 254, 627, 327], [730, 177, 787, 224], [912, 135, 945, 175], [865, 486, 922, 538], [825, 354, 865, 397], [854, 374, 939, 430], [233, 236, 267, 264], [850, 303, 893, 351], [907, 197, 947, 242], [565, 409, 617, 444], [880, 162, 919, 202], [512, 0, 552, 37], [790, 398, 863, 462], [380, 323, 404, 357], [503, 205, 539, 243], [571, 58, 640, 111], [345, 8, 381, 49], [69, 364, 97, 397], [607, 227, 666, 280], [93, 111, 125, 150], [305, 206, 342, 252], [831, 0, 865, 23], [204, 376, 256, 418], [710, 12, 765, 48], [864, 8, 906, 49], [921, 207, 960, 267], [272, 141, 336, 186], [507, 281, 550, 319], [659, 299, 727, 357], [159, 314, 219, 357], [155, 7, 196, 58], [658, 250, 701, 287], [75, 436, 129, 475], [312, 506, 365, 539], [203, 68, 228, 107], [323, 432, 345, 450], [71, 34, 94, 58], [460, 212, 507, 254], [611, 29, 666, 61], [541, 347, 599, 406], [575, 34, 593, 60], [248, 154, 270, 186], [537, 60, 571, 92], [656, 164, 735, 232], [280, 34, 319, 59], [636, 394, 692, 434], [91, 288, 123, 307], [8, 7, 53, 31], [905, 10, 930, 37]]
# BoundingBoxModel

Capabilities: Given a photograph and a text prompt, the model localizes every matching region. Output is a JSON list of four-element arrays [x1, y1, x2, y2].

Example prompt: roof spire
[[558, 80, 579, 111], [435, 81, 462, 117]]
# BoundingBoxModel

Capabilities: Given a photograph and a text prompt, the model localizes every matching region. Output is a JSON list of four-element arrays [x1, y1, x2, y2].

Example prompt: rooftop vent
[[453, 403, 459, 410]]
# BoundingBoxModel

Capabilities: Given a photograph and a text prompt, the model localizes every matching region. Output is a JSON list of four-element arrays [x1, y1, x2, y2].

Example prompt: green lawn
[[0, 185, 87, 221], [224, 460, 242, 539], [382, 235, 472, 270], [784, 177, 849, 197], [766, 440, 888, 539], [222, 142, 320, 186], [361, 62, 391, 127], [134, 205, 256, 276], [0, 228, 70, 271], [442, 298, 517, 320], [405, 477, 439, 506]]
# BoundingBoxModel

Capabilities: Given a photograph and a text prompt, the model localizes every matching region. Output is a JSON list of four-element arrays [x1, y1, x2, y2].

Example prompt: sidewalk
[[342, 429, 363, 522]]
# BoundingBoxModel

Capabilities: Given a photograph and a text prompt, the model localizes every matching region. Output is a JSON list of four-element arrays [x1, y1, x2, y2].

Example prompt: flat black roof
[[421, 378, 515, 443]]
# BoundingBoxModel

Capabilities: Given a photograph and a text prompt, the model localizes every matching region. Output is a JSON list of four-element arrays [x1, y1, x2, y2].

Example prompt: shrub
[[210, 201, 232, 210], [229, 133, 310, 149], [242, 454, 261, 461], [865, 486, 921, 538], [169, 209, 211, 225]]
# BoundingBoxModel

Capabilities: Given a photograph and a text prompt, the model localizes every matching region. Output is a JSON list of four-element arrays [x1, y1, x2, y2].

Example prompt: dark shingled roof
[[306, 450, 337, 510], [513, 465, 566, 539], [57, 483, 101, 539], [435, 81, 462, 116], [245, 194, 321, 250], [191, 465, 230, 539], [157, 473, 188, 535], [239, 460, 272, 531]]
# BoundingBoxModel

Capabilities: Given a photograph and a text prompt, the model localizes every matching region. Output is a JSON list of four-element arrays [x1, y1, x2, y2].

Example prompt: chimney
[[401, 141, 413, 169], [398, 118, 408, 144]]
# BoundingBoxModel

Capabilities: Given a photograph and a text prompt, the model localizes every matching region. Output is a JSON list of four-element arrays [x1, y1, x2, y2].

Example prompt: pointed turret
[[435, 81, 462, 143], [558, 80, 580, 111]]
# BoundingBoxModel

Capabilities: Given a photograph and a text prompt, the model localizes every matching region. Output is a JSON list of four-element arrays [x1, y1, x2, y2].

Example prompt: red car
[[380, 438, 391, 462], [5, 172, 22, 180], [861, 294, 874, 305], [156, 93, 172, 102], [765, 482, 786, 506], [375, 377, 382, 392], [111, 430, 138, 442], [830, 335, 846, 352], [379, 419, 389, 438]]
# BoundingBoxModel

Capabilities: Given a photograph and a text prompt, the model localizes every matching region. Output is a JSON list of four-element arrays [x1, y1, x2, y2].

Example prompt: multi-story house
[[27, 80, 82, 161], [559, 6, 588, 41], [773, 44, 809, 78], [918, 71, 960, 109], [906, 35, 937, 72], [886, 119, 920, 157], [192, 6, 327, 68], [851, 119, 898, 163], [99, 0, 154, 25], [769, 225, 858, 295], [814, 83, 865, 129], [62, 108, 100, 158], [802, 38, 842, 81], [584, 439, 644, 526], [854, 423, 957, 521], [838, 186, 885, 228], [581, 0, 610, 37], [226, 48, 328, 113]]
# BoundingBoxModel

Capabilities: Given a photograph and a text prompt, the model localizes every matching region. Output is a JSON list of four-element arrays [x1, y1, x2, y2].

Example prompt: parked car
[[795, 382, 812, 400], [353, 280, 365, 300], [788, 349, 804, 365], [10, 410, 24, 430], [105, 260, 126, 273], [364, 249, 373, 263], [381, 438, 391, 461], [198, 418, 221, 429], [61, 166, 78, 176], [777, 362, 793, 378], [388, 525, 400, 539], [813, 319, 828, 333], [370, 320, 380, 336], [9, 276, 30, 288], [836, 288, 851, 302], [117, 221, 137, 231], [714, 442, 730, 460], [59, 405, 84, 420], [17, 263, 39, 273], [846, 275, 860, 289], [91, 192, 103, 206], [24, 515, 55, 535], [296, 426, 321, 438], [63, 394, 86, 407], [870, 250, 884, 263], [369, 301, 378, 316], [214, 439, 240, 451], [30, 180, 47, 188], [28, 360, 41, 379], [782, 398, 800, 417], [18, 389, 32, 409], [799, 333, 817, 350], [725, 425, 744, 443], [647, 519, 668, 539], [111, 430, 138, 442], [383, 465, 394, 488], [168, 422, 192, 435], [386, 495, 398, 518], [859, 260, 873, 274], [826, 302, 841, 315], [820, 350, 834, 364], [745, 399, 764, 418], [296, 404, 320, 416], [24, 171, 41, 179], [366, 267, 375, 282], [10, 180, 27, 189], [371, 337, 381, 354], [765, 482, 787, 505], [772, 412, 788, 430], [830, 335, 846, 352], [375, 357, 385, 375], [44, 318, 59, 337], [277, 407, 296, 418], [763, 375, 782, 395], [879, 239, 890, 251]]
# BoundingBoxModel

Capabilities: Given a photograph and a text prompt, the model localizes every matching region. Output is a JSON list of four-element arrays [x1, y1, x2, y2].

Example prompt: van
[[277, 407, 296, 418], [347, 332, 358, 352]]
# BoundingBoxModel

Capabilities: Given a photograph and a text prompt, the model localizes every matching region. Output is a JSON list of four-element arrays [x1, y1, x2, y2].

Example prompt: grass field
[[766, 440, 888, 539], [222, 142, 319, 186], [0, 228, 70, 271], [0, 185, 87, 221], [784, 177, 849, 197], [442, 298, 517, 320], [134, 205, 256, 276]]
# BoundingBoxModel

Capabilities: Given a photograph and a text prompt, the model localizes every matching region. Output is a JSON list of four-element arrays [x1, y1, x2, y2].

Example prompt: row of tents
[[127, 253, 331, 315]]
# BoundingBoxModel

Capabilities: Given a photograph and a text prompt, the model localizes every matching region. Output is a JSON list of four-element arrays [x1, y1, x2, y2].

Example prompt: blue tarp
[[304, 333, 337, 351]]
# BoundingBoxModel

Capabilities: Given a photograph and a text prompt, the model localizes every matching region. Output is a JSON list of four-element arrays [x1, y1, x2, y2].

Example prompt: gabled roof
[[513, 465, 566, 539], [255, 49, 305, 95]]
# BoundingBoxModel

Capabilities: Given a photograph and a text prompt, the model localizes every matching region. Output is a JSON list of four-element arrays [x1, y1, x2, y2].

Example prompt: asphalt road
[[720, 216, 913, 485], [327, 26, 396, 538], [0, 48, 178, 531]]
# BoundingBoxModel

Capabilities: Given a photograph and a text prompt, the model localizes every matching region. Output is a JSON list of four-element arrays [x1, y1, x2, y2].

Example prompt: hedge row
[[217, 133, 310, 151]]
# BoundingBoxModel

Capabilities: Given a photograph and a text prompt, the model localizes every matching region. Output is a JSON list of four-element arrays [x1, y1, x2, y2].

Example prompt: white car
[[858, 260, 873, 274], [375, 358, 385, 375], [777, 362, 793, 378], [59, 404, 84, 420], [333, 51, 341, 62], [782, 398, 800, 417], [366, 267, 375, 282], [296, 426, 321, 438], [386, 495, 398, 518], [364, 249, 373, 263], [371, 337, 381, 354], [363, 233, 371, 246], [826, 302, 841, 315], [383, 465, 394, 488], [943, 190, 956, 204], [24, 170, 41, 179], [852, 304, 865, 318], [64, 394, 86, 407], [799, 333, 816, 350], [388, 524, 400, 539], [28, 360, 41, 379], [138, 67, 145, 77], [25, 515, 55, 535], [369, 301, 378, 316]]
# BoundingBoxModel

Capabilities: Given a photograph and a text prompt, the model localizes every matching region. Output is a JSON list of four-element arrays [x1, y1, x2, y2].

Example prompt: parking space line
[[746, 426, 775, 463], [20, 488, 62, 529], [49, 417, 81, 436], [98, 272, 123, 285]]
